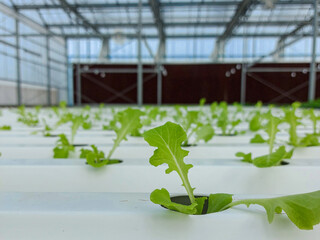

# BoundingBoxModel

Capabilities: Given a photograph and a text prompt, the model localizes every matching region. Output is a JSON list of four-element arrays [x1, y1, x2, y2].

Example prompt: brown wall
[[73, 63, 320, 104]]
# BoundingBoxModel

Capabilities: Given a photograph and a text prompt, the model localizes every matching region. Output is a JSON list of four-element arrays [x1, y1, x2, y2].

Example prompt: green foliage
[[144, 123, 320, 229], [80, 145, 121, 168], [283, 102, 302, 146], [207, 193, 233, 214], [236, 146, 293, 168], [31, 119, 53, 136], [250, 134, 266, 143], [141, 107, 167, 127], [144, 122, 198, 207], [53, 134, 74, 158], [174, 109, 214, 146], [248, 103, 264, 132], [0, 125, 11, 131], [304, 109, 320, 136], [150, 188, 199, 214], [195, 124, 215, 143], [301, 98, 320, 108], [56, 113, 92, 144], [226, 191, 320, 230], [216, 102, 242, 136], [199, 98, 206, 107], [17, 105, 39, 126], [106, 108, 144, 160]]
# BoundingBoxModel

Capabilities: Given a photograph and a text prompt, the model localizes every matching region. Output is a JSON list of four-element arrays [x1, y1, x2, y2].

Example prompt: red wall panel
[[73, 63, 319, 104]]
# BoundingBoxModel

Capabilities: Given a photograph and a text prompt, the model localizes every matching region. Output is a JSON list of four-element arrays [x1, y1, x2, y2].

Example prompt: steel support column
[[76, 63, 81, 106], [46, 35, 51, 106], [308, 0, 318, 101], [241, 64, 247, 104], [157, 64, 162, 106], [137, 0, 143, 106], [15, 18, 21, 106]]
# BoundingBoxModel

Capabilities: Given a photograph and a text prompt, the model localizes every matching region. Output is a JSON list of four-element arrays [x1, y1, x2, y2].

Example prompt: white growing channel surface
[[0, 103, 319, 239]]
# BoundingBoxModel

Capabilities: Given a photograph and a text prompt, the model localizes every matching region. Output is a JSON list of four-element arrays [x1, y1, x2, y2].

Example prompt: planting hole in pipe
[[280, 161, 289, 166], [181, 143, 197, 147], [85, 159, 123, 165], [162, 195, 209, 215], [73, 144, 89, 147]]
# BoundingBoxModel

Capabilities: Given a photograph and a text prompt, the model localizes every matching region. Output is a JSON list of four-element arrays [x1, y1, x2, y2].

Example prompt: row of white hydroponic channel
[[0, 104, 319, 240]]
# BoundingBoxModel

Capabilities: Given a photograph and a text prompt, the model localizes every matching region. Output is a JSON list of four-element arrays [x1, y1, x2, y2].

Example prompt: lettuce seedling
[[144, 122, 205, 214], [17, 105, 39, 126], [304, 108, 320, 136], [248, 101, 264, 132], [175, 110, 214, 146], [56, 113, 92, 144], [223, 191, 320, 230], [141, 106, 167, 127], [53, 134, 75, 158], [94, 103, 105, 121], [284, 102, 320, 147], [144, 122, 320, 230], [239, 115, 294, 167], [216, 102, 243, 136], [283, 102, 302, 146], [0, 125, 11, 131], [105, 108, 144, 161], [80, 145, 121, 168], [31, 119, 53, 137]]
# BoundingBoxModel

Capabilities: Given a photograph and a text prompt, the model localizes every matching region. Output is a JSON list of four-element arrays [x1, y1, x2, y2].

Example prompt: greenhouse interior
[[0, 0, 320, 239]]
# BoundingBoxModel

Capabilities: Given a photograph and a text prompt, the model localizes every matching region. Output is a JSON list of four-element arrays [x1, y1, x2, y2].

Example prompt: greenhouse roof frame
[[1, 0, 315, 40]]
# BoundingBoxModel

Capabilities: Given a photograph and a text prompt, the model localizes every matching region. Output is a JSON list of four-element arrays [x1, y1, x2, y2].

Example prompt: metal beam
[[1, 32, 320, 39], [45, 20, 313, 29], [15, 17, 21, 106], [212, 0, 256, 60], [308, 0, 318, 101], [57, 0, 103, 38], [219, 0, 255, 42], [137, 0, 143, 106], [13, 1, 314, 10], [99, 38, 110, 61], [148, 0, 165, 44], [46, 36, 51, 106], [0, 3, 64, 44], [240, 64, 247, 104]]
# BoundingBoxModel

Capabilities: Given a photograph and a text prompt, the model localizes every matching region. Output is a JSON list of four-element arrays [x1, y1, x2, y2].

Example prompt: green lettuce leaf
[[150, 188, 198, 214], [228, 191, 320, 230], [235, 152, 252, 163], [196, 124, 215, 143], [252, 146, 293, 168], [144, 121, 196, 204], [53, 134, 74, 158], [207, 193, 233, 214], [106, 108, 144, 160], [250, 134, 267, 143]]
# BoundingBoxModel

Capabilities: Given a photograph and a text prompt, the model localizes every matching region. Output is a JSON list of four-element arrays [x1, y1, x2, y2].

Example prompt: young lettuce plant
[[178, 110, 214, 146], [284, 102, 319, 147], [216, 102, 243, 136], [31, 119, 53, 137], [144, 122, 320, 230], [105, 108, 144, 161], [17, 105, 39, 126], [53, 134, 75, 158], [57, 113, 92, 144], [237, 115, 294, 167], [0, 125, 11, 131], [248, 101, 264, 132], [80, 145, 121, 168], [304, 108, 320, 136], [141, 106, 167, 127]]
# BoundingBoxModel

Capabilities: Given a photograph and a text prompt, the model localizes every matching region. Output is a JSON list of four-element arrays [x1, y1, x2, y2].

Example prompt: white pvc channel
[[0, 192, 318, 240]]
